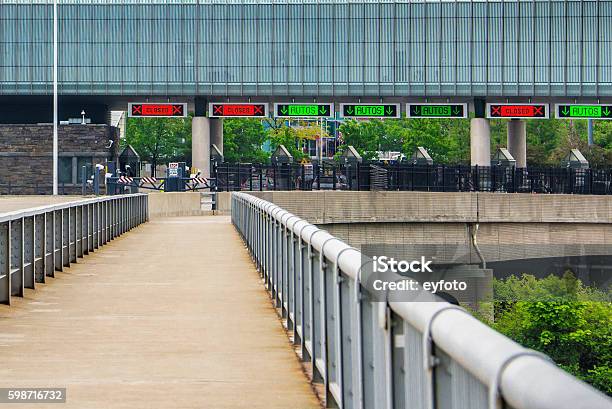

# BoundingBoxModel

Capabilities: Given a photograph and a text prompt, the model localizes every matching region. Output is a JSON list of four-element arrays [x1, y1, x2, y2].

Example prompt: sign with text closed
[[129, 103, 187, 118], [486, 103, 549, 119], [208, 103, 268, 118]]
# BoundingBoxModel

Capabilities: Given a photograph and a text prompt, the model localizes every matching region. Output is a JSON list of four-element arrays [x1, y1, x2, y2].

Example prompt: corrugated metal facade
[[0, 0, 610, 97]]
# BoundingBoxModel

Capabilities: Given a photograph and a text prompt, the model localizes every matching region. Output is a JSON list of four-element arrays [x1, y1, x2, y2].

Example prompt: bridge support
[[470, 118, 491, 167], [507, 119, 527, 168], [192, 117, 223, 178]]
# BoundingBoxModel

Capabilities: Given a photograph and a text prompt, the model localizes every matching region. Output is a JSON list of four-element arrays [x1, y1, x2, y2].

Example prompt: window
[[76, 157, 93, 183], [58, 157, 72, 184]]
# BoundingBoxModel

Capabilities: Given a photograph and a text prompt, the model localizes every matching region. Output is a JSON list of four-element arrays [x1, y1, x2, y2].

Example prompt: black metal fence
[[213, 162, 612, 195]]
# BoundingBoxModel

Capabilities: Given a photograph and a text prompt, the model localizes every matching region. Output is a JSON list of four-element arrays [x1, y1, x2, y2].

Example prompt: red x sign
[[488, 104, 548, 119], [128, 103, 187, 118], [209, 103, 268, 117]]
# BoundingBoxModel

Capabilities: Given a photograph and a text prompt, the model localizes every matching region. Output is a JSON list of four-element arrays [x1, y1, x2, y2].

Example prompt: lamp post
[[52, 0, 58, 195]]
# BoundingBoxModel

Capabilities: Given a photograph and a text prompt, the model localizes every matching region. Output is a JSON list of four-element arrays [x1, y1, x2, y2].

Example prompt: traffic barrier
[[231, 192, 610, 409], [141, 177, 157, 184], [117, 176, 134, 184], [0, 194, 148, 305]]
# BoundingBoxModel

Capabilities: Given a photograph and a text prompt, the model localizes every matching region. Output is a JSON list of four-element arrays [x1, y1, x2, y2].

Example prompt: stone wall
[[0, 124, 118, 195]]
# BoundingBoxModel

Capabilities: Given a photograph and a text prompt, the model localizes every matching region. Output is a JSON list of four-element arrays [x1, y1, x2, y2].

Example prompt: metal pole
[[52, 0, 59, 195], [588, 119, 594, 146], [319, 118, 324, 163]]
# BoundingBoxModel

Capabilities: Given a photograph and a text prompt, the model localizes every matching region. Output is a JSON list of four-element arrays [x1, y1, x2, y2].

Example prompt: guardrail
[[0, 194, 148, 305], [231, 192, 610, 409]]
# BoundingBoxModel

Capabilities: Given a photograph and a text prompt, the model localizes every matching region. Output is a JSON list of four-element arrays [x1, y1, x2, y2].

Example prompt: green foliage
[[337, 120, 387, 160], [489, 273, 611, 395], [268, 126, 309, 162], [337, 117, 471, 163], [223, 118, 270, 164], [124, 116, 192, 175], [336, 116, 612, 166], [128, 115, 612, 167]]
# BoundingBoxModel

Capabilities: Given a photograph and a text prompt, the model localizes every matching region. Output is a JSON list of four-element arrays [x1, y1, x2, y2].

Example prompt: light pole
[[52, 0, 59, 195]]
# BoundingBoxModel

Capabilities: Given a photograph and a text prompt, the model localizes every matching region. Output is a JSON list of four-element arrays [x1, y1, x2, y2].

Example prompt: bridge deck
[[0, 216, 319, 408]]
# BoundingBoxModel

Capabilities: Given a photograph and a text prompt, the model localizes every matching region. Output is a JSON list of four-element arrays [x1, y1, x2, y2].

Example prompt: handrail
[[0, 194, 148, 305], [231, 191, 610, 409]]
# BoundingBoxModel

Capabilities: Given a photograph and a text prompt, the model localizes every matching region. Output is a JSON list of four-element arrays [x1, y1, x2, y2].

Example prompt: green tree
[[489, 273, 611, 394], [223, 118, 269, 163], [124, 116, 192, 176], [337, 120, 386, 160], [269, 125, 312, 162], [401, 118, 467, 163]]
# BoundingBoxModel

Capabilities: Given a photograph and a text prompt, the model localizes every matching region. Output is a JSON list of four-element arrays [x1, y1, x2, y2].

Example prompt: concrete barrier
[[243, 191, 612, 224], [147, 192, 206, 218], [215, 192, 232, 215]]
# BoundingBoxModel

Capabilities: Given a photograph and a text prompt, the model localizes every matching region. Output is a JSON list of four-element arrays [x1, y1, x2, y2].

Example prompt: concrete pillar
[[507, 119, 527, 168], [192, 117, 211, 178], [209, 118, 223, 155], [470, 118, 491, 167]]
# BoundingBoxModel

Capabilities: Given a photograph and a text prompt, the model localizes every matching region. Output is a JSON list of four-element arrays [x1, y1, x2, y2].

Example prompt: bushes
[[485, 272, 611, 395]]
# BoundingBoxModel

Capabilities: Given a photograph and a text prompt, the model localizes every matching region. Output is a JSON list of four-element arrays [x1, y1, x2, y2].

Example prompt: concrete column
[[209, 118, 223, 155], [192, 117, 211, 178], [470, 118, 491, 167], [507, 119, 527, 168]]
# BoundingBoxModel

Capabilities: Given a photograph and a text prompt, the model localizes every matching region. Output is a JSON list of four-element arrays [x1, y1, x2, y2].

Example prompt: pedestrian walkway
[[0, 216, 320, 409]]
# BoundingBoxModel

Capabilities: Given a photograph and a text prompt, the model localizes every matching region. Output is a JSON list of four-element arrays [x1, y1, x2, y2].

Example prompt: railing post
[[0, 221, 9, 304]]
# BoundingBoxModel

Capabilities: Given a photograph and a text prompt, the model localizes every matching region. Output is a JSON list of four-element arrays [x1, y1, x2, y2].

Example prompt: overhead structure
[[2, 1, 608, 99]]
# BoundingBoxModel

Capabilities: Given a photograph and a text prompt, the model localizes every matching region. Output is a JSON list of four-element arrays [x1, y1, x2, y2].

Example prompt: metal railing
[[216, 163, 612, 195], [231, 192, 610, 409], [0, 194, 148, 305]]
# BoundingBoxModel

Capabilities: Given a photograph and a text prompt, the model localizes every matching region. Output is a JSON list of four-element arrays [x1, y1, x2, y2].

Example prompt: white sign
[[169, 162, 179, 169]]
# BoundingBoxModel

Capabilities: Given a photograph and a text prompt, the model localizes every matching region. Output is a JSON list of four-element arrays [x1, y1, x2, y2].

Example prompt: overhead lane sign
[[555, 104, 612, 120], [129, 103, 187, 118], [340, 103, 400, 119], [274, 103, 334, 118], [209, 103, 268, 118], [486, 103, 549, 119], [407, 103, 467, 119]]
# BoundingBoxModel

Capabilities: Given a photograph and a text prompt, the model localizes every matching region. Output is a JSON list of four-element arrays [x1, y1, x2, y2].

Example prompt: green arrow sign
[[341, 104, 400, 118], [407, 103, 467, 118], [556, 104, 612, 120], [274, 103, 334, 118]]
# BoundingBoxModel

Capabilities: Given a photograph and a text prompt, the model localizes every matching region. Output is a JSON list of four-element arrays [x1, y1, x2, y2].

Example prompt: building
[[0, 124, 119, 195]]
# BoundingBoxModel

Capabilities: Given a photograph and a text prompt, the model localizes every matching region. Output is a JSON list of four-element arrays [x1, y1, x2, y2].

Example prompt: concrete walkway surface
[[0, 216, 320, 409]]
